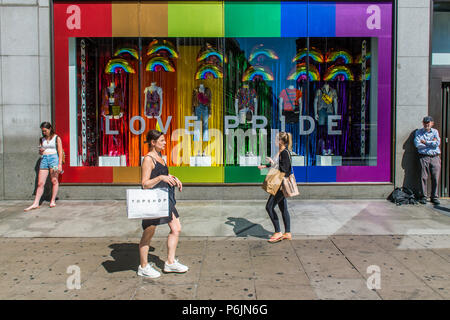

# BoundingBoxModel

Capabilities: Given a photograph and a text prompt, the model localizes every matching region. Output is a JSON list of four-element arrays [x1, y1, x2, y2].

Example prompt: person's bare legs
[[139, 225, 156, 268], [167, 214, 181, 264], [49, 169, 59, 207], [25, 170, 49, 211]]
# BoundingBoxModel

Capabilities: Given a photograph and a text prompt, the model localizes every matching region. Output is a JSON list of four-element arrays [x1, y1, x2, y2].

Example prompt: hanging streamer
[[360, 40, 367, 158], [80, 39, 87, 165]]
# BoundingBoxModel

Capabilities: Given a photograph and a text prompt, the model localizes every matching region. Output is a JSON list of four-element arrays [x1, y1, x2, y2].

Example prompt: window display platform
[[239, 155, 261, 167], [190, 156, 212, 167], [316, 155, 343, 166]]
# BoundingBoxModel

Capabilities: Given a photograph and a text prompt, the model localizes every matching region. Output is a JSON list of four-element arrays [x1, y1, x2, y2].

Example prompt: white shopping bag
[[126, 188, 169, 219]]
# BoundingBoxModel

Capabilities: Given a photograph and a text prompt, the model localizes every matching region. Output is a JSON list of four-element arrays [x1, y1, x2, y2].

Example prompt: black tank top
[[146, 155, 169, 189]]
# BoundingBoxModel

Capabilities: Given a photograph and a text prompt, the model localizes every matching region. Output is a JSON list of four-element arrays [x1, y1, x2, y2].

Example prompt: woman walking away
[[258, 132, 293, 243], [25, 122, 63, 211], [138, 129, 188, 278]]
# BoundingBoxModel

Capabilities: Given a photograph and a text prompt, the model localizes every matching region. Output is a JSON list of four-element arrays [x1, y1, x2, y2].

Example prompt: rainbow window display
[[54, 1, 393, 184]]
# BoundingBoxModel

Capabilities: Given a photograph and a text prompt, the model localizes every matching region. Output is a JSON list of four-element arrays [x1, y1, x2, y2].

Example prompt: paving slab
[[71, 277, 140, 300], [374, 284, 444, 300], [134, 283, 196, 300], [196, 277, 256, 300], [311, 278, 381, 300], [254, 281, 317, 300], [250, 255, 310, 285], [0, 199, 449, 300]]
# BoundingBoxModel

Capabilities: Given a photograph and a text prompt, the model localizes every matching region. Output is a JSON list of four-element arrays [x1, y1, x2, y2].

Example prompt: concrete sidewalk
[[0, 199, 449, 300], [1, 199, 450, 238]]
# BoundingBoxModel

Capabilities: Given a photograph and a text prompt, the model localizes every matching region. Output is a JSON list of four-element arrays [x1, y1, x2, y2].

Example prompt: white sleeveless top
[[41, 135, 58, 155]]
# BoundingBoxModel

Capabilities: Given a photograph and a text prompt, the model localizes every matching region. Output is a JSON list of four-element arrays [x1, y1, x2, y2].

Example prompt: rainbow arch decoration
[[195, 63, 223, 80], [147, 39, 179, 58], [242, 65, 274, 82], [249, 48, 279, 62], [292, 48, 324, 63], [145, 56, 175, 72], [325, 50, 353, 64], [113, 47, 138, 60], [197, 49, 224, 63], [105, 58, 136, 74], [324, 65, 354, 81], [287, 63, 320, 81]]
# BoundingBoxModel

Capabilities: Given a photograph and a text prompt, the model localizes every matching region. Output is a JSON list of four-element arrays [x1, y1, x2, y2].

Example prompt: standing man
[[414, 116, 441, 205]]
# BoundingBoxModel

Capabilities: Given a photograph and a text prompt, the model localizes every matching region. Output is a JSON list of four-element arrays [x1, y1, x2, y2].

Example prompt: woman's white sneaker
[[137, 263, 161, 278], [164, 259, 189, 273]]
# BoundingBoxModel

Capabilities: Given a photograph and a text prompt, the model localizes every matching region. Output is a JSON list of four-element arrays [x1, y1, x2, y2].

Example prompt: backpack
[[388, 187, 417, 206]]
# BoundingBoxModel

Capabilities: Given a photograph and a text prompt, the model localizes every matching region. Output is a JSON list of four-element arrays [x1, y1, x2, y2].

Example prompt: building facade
[[0, 0, 444, 200]]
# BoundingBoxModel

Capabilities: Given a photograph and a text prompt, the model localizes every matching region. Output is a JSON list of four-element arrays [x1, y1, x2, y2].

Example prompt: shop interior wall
[[0, 1, 52, 200]]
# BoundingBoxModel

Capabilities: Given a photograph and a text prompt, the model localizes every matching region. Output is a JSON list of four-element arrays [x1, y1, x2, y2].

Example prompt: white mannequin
[[103, 81, 123, 119], [279, 84, 302, 120], [199, 83, 205, 93], [314, 82, 338, 121], [235, 84, 257, 124], [144, 82, 163, 118]]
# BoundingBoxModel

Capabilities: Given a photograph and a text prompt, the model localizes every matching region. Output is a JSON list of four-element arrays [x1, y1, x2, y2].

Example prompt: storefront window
[[55, 1, 393, 184]]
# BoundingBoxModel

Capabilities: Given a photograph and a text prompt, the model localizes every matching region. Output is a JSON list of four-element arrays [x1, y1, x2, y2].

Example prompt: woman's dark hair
[[145, 129, 163, 147], [40, 122, 55, 139]]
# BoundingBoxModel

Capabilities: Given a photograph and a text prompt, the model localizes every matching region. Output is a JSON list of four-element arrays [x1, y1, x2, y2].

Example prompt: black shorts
[[141, 187, 179, 229]]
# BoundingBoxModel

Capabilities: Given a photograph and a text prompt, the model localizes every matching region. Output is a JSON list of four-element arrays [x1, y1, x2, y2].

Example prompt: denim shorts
[[40, 154, 59, 170]]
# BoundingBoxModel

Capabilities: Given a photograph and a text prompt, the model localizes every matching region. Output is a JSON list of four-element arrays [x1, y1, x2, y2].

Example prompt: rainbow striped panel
[[225, 1, 281, 37], [168, 1, 224, 37]]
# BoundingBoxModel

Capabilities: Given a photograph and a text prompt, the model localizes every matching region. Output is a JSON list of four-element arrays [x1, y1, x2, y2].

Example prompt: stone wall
[[395, 0, 431, 194], [0, 0, 51, 200]]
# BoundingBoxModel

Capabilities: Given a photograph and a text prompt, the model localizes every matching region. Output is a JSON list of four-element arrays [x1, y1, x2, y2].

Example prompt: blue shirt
[[414, 128, 441, 155]]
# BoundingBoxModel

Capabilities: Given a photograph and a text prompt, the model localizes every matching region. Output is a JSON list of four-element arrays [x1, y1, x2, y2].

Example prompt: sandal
[[268, 233, 283, 243], [49, 203, 56, 208], [24, 205, 40, 212], [282, 233, 292, 240]]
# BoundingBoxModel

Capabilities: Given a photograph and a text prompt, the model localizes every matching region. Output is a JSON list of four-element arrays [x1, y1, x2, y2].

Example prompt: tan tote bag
[[262, 167, 285, 196], [282, 151, 300, 198]]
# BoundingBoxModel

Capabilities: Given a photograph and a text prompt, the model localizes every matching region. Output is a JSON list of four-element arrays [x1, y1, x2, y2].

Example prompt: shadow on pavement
[[433, 205, 450, 217], [225, 217, 272, 239], [401, 130, 422, 197], [102, 243, 165, 273]]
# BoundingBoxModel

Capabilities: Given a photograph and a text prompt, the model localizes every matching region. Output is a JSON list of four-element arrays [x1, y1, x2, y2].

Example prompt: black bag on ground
[[388, 187, 418, 206]]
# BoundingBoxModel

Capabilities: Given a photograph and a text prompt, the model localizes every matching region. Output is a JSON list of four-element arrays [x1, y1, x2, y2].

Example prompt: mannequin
[[102, 81, 124, 119], [144, 82, 163, 118], [192, 82, 212, 141], [279, 84, 302, 123], [100, 79, 126, 159], [235, 83, 258, 124], [314, 82, 338, 155]]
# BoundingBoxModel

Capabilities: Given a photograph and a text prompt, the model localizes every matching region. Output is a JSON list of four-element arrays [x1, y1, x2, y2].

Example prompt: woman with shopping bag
[[258, 132, 294, 243], [137, 130, 188, 278]]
